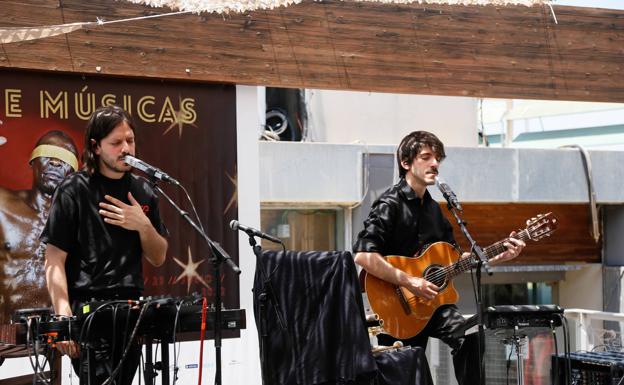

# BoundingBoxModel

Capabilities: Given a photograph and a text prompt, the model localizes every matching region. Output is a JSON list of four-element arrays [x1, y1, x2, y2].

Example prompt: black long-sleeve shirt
[[353, 178, 455, 258]]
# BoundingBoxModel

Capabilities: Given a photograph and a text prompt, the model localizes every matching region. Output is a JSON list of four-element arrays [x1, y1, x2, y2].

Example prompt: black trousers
[[70, 301, 142, 385], [377, 305, 481, 385]]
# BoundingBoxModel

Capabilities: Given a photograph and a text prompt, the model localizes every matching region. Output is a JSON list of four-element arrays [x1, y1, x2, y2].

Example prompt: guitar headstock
[[525, 212, 558, 241]]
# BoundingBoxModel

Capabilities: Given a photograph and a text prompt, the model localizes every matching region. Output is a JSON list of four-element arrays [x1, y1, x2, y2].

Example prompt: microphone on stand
[[123, 155, 179, 185], [229, 220, 283, 245], [435, 176, 463, 212]]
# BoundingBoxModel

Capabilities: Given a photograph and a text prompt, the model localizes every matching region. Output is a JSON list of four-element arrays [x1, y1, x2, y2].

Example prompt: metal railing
[[564, 308, 624, 352]]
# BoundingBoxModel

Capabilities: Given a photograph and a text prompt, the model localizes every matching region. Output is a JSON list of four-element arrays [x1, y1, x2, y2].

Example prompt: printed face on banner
[[0, 71, 239, 325]]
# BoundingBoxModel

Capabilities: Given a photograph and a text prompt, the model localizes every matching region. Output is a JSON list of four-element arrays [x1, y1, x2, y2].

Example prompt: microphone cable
[[118, 303, 134, 385], [178, 183, 206, 233], [102, 300, 151, 385], [172, 298, 187, 385]]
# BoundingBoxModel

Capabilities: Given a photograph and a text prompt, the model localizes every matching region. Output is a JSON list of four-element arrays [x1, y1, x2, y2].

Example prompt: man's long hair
[[83, 105, 136, 175], [396, 131, 446, 178]]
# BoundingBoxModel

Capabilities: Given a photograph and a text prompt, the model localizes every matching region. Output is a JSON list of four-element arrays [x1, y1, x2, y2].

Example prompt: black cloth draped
[[253, 250, 433, 385]]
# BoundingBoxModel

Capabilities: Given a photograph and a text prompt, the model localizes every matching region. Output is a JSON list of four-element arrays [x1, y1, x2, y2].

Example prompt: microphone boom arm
[[153, 184, 241, 275]]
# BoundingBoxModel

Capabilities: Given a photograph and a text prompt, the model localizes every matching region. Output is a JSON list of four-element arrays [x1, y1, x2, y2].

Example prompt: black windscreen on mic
[[435, 176, 463, 212]]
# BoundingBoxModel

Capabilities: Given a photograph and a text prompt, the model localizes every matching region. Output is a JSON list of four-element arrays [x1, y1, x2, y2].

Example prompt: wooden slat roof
[[1, 0, 623, 102]]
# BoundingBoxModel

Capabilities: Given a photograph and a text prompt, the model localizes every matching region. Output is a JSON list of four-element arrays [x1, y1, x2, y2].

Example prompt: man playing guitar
[[353, 130, 525, 385]]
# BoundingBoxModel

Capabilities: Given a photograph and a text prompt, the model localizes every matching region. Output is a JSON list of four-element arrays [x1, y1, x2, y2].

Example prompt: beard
[[99, 154, 131, 175]]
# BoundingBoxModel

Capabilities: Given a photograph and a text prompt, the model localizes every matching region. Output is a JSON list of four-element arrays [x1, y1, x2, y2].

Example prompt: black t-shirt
[[41, 171, 166, 301], [353, 178, 455, 258]]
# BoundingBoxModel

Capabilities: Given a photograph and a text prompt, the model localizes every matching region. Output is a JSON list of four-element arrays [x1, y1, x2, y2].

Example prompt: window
[[260, 208, 344, 252], [483, 282, 554, 307]]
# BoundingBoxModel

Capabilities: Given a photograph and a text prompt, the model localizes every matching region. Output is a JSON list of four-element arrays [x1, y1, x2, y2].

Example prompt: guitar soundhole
[[423, 265, 448, 291]]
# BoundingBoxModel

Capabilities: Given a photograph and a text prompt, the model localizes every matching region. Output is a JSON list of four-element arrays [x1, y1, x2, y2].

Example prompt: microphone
[[123, 155, 179, 185], [435, 176, 463, 212], [229, 220, 283, 245]]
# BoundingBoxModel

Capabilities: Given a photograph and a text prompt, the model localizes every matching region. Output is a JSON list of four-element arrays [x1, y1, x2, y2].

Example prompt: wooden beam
[[443, 203, 601, 265], [1, 0, 623, 102]]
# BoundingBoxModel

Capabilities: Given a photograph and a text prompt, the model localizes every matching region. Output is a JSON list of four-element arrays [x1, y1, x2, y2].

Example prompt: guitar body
[[364, 242, 461, 340]]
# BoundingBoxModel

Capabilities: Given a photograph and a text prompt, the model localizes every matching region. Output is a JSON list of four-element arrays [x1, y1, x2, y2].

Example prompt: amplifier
[[485, 305, 563, 329], [453, 304, 564, 338], [552, 351, 624, 385]]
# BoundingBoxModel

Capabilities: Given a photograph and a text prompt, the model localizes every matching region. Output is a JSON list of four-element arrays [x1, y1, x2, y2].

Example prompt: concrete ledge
[[259, 142, 624, 204]]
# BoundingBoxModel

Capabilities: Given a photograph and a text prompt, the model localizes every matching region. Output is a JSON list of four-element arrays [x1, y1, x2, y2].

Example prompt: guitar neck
[[446, 229, 530, 280], [483, 229, 530, 259]]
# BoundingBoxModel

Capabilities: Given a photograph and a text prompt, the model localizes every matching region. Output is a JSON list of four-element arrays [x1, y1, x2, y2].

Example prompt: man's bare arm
[[137, 218, 168, 267], [354, 251, 439, 301], [44, 243, 79, 358], [44, 243, 71, 316]]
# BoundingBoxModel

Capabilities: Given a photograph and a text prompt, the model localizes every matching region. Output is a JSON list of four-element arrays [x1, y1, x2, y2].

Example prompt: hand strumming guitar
[[401, 275, 440, 301]]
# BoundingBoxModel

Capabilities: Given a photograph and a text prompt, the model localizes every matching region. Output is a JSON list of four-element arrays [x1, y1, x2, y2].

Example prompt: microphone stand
[[245, 235, 286, 385], [152, 183, 241, 385], [446, 204, 490, 385]]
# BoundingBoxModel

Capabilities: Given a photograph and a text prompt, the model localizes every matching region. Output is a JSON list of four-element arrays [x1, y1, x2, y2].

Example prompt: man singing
[[41, 105, 168, 383], [353, 130, 525, 384]]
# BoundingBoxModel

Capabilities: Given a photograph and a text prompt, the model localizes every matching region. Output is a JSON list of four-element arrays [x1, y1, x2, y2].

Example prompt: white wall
[[306, 89, 478, 146], [559, 264, 603, 311]]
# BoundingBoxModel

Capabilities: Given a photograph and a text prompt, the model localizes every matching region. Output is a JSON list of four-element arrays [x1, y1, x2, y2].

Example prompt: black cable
[[140, 350, 145, 385], [559, 314, 568, 385], [79, 301, 125, 344], [25, 319, 38, 379], [551, 319, 560, 385], [102, 301, 151, 385], [35, 317, 51, 385], [179, 183, 205, 233], [172, 299, 184, 385], [111, 304, 119, 385], [558, 314, 571, 385], [154, 338, 160, 380], [119, 304, 133, 385], [506, 338, 513, 385], [78, 300, 128, 385], [26, 317, 50, 384]]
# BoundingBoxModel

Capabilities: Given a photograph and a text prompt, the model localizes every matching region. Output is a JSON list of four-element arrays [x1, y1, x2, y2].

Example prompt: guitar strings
[[402, 218, 553, 308], [417, 229, 532, 288], [406, 230, 530, 305], [425, 229, 531, 286]]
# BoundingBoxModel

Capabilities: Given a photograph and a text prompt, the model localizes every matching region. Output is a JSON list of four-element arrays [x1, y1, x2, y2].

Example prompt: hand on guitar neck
[[473, 230, 526, 266]]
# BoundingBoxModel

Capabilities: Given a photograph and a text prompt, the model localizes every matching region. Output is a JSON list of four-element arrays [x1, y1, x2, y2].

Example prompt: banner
[[0, 69, 239, 327]]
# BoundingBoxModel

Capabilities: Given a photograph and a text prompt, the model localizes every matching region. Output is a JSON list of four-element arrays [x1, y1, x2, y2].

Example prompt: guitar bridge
[[395, 286, 412, 315]]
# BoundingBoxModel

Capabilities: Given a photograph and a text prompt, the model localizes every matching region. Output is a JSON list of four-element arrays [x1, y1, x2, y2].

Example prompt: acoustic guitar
[[363, 212, 558, 340]]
